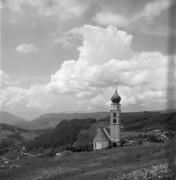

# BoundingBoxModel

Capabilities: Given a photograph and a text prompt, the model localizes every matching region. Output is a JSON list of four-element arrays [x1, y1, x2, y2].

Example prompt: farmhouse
[[93, 88, 121, 150]]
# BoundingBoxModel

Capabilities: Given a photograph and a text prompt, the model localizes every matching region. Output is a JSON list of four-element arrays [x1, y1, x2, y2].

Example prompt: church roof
[[94, 128, 110, 142], [104, 126, 110, 135], [111, 89, 121, 103]]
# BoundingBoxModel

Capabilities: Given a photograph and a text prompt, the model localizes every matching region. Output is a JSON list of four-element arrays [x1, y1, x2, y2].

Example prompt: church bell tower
[[110, 85, 121, 146]]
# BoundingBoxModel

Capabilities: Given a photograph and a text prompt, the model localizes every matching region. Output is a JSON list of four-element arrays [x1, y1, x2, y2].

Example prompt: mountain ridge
[[1, 109, 175, 130], [0, 111, 28, 125]]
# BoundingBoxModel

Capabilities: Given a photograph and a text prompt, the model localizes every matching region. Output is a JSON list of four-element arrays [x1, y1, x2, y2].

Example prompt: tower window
[[113, 112, 116, 117], [113, 119, 116, 123]]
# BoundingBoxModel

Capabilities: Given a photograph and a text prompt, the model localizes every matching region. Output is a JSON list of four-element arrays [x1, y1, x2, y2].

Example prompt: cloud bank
[[46, 25, 169, 109], [1, 25, 174, 114], [94, 0, 170, 28], [1, 0, 89, 21]]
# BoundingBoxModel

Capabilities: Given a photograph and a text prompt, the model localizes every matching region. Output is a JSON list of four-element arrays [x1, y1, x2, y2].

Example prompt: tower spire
[[110, 81, 121, 146], [111, 81, 121, 103]]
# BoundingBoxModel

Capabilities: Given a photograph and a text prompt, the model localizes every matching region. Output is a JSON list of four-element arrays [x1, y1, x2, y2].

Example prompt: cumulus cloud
[[1, 25, 174, 113], [46, 25, 134, 96], [77, 25, 133, 65], [2, 0, 89, 21], [0, 85, 51, 111], [16, 43, 38, 53], [94, 0, 170, 27], [46, 25, 171, 110]]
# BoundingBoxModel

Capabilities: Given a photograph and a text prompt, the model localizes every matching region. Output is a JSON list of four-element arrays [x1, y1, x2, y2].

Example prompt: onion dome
[[111, 90, 121, 103]]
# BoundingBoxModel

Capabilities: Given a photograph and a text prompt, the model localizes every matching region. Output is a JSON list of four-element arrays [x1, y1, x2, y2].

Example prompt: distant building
[[93, 87, 121, 150]]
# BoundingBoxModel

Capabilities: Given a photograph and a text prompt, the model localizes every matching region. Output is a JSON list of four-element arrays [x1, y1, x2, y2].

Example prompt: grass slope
[[1, 143, 174, 180], [0, 123, 38, 155]]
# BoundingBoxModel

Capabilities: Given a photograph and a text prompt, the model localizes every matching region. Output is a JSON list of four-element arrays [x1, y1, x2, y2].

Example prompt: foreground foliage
[[122, 163, 176, 180]]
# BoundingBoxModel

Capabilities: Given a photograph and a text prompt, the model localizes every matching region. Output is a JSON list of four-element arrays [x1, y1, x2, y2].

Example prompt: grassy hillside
[[123, 111, 176, 131], [1, 111, 175, 153], [0, 123, 38, 155], [0, 123, 29, 133], [28, 112, 176, 151], [98, 111, 176, 131], [0, 123, 30, 142], [0, 111, 175, 180], [1, 143, 175, 180], [0, 123, 50, 141], [29, 118, 96, 150]]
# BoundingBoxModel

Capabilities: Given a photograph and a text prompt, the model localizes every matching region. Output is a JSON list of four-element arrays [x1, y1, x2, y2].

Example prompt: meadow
[[1, 143, 175, 180]]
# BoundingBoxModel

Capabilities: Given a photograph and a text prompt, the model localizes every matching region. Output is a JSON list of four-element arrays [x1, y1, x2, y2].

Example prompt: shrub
[[121, 164, 174, 180]]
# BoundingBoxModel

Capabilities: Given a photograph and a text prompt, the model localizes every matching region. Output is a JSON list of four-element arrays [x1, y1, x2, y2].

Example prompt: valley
[[0, 110, 175, 180]]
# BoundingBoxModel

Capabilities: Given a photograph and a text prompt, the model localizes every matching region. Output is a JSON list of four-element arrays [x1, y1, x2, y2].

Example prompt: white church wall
[[94, 141, 109, 150]]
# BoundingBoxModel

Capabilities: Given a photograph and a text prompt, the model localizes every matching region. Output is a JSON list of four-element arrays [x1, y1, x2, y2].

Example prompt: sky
[[0, 0, 176, 119]]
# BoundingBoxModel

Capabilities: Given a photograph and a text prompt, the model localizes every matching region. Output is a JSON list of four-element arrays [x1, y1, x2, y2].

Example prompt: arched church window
[[113, 112, 116, 117], [113, 119, 116, 123]]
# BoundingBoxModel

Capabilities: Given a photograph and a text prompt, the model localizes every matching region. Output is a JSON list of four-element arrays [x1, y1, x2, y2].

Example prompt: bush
[[121, 164, 174, 180], [0, 139, 15, 155]]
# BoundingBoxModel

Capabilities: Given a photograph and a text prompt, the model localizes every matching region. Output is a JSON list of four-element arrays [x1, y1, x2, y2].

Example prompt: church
[[93, 88, 121, 150]]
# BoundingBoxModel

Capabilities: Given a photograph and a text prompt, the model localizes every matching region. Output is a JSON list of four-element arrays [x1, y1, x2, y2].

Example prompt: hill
[[0, 123, 39, 155], [18, 112, 109, 129], [0, 123, 38, 142], [122, 111, 176, 131], [0, 111, 28, 126], [51, 118, 96, 146], [29, 111, 176, 151], [0, 123, 29, 133], [98, 111, 176, 131], [2, 110, 175, 130], [29, 118, 96, 150]]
